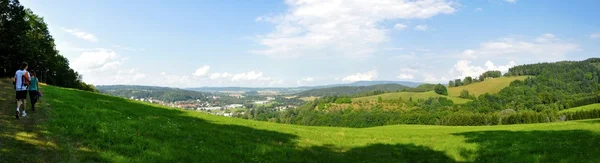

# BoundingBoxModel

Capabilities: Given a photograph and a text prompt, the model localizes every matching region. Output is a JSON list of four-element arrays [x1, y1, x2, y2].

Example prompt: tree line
[[448, 70, 502, 87], [0, 0, 96, 92]]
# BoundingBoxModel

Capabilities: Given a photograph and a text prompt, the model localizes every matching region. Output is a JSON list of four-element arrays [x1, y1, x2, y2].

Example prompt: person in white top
[[14, 62, 30, 119]]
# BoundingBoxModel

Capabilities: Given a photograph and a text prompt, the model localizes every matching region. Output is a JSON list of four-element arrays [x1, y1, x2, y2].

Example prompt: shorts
[[16, 91, 27, 100]]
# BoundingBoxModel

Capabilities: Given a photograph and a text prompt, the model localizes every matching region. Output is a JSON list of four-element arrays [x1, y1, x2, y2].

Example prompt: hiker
[[28, 71, 40, 112], [14, 62, 30, 119]]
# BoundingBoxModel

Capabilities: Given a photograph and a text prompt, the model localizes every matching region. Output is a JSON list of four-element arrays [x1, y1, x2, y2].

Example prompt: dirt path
[[0, 78, 60, 163]]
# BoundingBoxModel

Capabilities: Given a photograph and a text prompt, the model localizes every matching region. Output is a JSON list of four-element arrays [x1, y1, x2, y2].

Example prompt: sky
[[21, 0, 600, 88]]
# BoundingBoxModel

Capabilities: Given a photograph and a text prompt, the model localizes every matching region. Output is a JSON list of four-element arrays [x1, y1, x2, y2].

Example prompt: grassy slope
[[1, 79, 600, 162], [448, 76, 529, 97], [353, 91, 471, 104], [559, 103, 600, 113], [353, 76, 529, 104]]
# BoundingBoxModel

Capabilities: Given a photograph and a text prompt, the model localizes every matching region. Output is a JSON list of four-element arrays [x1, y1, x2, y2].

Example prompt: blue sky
[[21, 0, 600, 87]]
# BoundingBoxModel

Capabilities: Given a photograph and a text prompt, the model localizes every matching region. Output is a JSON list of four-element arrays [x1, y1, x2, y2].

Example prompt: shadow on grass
[[5, 85, 454, 162], [454, 130, 600, 162]]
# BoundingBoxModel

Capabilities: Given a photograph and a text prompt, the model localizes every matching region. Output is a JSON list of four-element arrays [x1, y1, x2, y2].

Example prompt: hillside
[[2, 79, 600, 162], [559, 103, 600, 113], [296, 84, 410, 97], [447, 76, 529, 97], [352, 76, 529, 104], [353, 91, 471, 104]]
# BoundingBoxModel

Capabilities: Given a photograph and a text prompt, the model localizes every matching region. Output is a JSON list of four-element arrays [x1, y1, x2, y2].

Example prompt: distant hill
[[295, 84, 411, 97], [97, 85, 210, 102], [447, 76, 529, 97], [353, 91, 472, 104], [353, 76, 529, 104], [186, 81, 423, 94]]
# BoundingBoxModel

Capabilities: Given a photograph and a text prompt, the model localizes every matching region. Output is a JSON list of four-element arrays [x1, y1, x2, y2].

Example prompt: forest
[[237, 58, 600, 127], [0, 0, 96, 92]]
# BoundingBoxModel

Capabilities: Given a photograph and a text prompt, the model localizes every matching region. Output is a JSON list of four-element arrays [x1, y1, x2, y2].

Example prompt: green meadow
[[1, 79, 599, 162]]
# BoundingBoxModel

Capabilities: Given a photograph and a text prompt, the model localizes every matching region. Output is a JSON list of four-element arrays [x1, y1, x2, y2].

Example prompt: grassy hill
[[2, 79, 600, 162], [559, 103, 600, 113], [353, 91, 472, 104], [448, 76, 529, 97], [353, 76, 529, 104]]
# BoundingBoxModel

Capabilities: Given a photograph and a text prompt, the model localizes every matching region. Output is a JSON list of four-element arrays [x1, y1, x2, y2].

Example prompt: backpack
[[21, 72, 30, 87]]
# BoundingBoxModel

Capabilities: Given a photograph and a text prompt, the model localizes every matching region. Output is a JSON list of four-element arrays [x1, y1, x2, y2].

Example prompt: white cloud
[[505, 0, 517, 3], [474, 8, 483, 12], [590, 33, 600, 39], [70, 49, 151, 85], [451, 60, 516, 79], [461, 49, 477, 59], [458, 34, 579, 61], [414, 25, 428, 31], [71, 49, 122, 72], [253, 0, 456, 58], [394, 23, 407, 30], [193, 65, 210, 77], [62, 28, 98, 42], [341, 70, 378, 82], [231, 71, 270, 81], [397, 73, 414, 79], [209, 72, 233, 79]]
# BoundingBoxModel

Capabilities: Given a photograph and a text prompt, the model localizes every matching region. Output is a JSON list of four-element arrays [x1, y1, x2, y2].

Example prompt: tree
[[459, 90, 470, 99], [448, 80, 455, 87], [464, 76, 473, 85], [454, 79, 462, 86], [0, 2, 96, 92], [434, 84, 448, 96]]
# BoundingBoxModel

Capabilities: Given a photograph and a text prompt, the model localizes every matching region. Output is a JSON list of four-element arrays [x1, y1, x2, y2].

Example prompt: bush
[[434, 84, 448, 95]]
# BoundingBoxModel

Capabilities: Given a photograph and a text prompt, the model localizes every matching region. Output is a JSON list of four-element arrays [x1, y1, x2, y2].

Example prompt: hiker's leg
[[16, 100, 22, 111], [29, 91, 37, 110], [22, 99, 26, 111]]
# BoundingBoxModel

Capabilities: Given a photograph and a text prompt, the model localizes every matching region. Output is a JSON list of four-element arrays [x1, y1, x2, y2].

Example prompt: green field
[[2, 79, 600, 162], [559, 103, 600, 113], [353, 76, 529, 104], [353, 91, 472, 104], [448, 76, 529, 97]]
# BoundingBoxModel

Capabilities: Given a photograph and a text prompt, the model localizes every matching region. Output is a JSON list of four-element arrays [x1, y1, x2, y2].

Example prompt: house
[[226, 104, 243, 109], [254, 101, 268, 105]]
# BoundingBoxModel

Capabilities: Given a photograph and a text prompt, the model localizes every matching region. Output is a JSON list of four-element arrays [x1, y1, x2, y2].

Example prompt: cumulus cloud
[[414, 25, 428, 31], [71, 49, 122, 72], [397, 73, 414, 79], [341, 70, 378, 82], [62, 28, 99, 42], [209, 72, 233, 79], [458, 34, 579, 61], [70, 49, 151, 85], [193, 65, 210, 77], [253, 0, 456, 58], [394, 23, 407, 30], [451, 60, 516, 79], [231, 71, 270, 81]]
